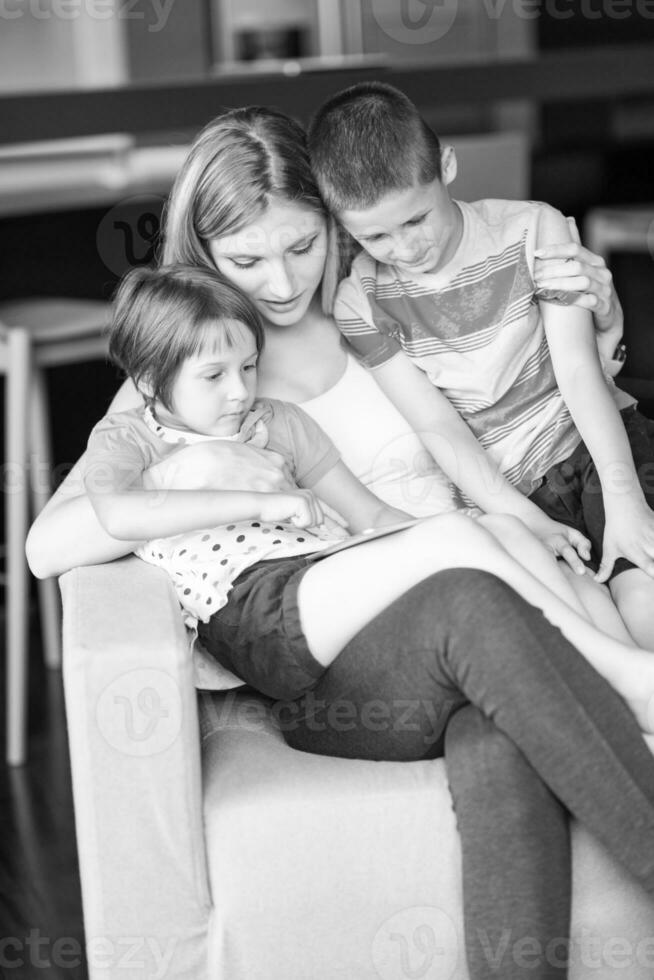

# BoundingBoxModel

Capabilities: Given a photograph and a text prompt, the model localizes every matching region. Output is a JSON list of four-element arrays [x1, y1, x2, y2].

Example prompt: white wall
[[0, 0, 127, 93]]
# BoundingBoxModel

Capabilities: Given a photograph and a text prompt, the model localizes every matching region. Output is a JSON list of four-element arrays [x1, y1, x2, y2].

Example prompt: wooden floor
[[0, 608, 87, 980]]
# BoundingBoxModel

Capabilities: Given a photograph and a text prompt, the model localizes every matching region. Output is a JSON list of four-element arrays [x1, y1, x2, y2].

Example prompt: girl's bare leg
[[297, 512, 654, 731]]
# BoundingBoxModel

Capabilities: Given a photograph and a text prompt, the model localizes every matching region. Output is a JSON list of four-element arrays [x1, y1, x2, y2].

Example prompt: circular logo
[[96, 194, 164, 278], [96, 669, 183, 757], [366, 431, 456, 514], [371, 905, 459, 979], [370, 0, 460, 46]]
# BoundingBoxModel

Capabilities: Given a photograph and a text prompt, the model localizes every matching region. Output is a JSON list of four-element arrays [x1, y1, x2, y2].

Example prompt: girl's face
[[208, 199, 327, 327], [158, 320, 259, 438]]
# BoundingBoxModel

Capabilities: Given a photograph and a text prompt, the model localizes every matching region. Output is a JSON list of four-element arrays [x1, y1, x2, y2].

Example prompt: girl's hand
[[143, 440, 294, 493], [534, 218, 624, 369], [257, 489, 324, 528]]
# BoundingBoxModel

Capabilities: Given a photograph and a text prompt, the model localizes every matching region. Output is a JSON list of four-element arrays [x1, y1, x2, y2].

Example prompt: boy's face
[[337, 155, 462, 276], [159, 320, 259, 438]]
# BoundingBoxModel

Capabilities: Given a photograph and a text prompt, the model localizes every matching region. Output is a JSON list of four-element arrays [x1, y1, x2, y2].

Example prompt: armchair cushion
[[61, 557, 654, 980]]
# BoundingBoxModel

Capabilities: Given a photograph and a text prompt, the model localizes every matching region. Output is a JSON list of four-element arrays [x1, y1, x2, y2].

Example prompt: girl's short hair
[[110, 264, 264, 411], [308, 81, 442, 212], [161, 107, 326, 269]]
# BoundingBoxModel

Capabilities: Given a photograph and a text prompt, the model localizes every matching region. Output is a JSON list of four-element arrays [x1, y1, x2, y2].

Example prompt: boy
[[308, 81, 654, 647]]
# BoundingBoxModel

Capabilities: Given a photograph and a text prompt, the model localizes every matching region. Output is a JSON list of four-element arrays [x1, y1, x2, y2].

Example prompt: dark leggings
[[274, 569, 654, 979]]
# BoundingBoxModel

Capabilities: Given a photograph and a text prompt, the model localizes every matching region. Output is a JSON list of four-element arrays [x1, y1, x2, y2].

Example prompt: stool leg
[[6, 329, 31, 766], [29, 369, 61, 670]]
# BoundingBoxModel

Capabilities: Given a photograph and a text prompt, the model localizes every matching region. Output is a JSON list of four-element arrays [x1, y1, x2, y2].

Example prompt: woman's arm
[[26, 457, 140, 579], [26, 379, 146, 577], [27, 381, 296, 578]]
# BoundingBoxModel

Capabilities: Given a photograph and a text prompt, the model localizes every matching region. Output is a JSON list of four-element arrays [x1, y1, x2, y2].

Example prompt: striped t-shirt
[[335, 198, 615, 496]]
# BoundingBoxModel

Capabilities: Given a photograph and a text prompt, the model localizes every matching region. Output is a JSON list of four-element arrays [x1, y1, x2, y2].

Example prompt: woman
[[27, 108, 653, 979]]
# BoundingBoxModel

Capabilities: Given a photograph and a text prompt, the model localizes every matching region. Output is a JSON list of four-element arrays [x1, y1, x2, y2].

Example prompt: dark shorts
[[528, 406, 654, 581], [197, 555, 326, 701]]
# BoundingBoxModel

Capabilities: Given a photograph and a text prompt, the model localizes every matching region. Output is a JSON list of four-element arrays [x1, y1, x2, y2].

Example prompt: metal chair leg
[[29, 369, 62, 670], [6, 328, 32, 766]]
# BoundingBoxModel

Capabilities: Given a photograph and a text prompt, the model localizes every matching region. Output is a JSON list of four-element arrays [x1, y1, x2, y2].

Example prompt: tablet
[[312, 518, 424, 560]]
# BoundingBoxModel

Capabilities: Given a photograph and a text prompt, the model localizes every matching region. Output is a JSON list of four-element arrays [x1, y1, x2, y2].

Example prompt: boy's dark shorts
[[528, 406, 654, 581], [197, 554, 326, 701]]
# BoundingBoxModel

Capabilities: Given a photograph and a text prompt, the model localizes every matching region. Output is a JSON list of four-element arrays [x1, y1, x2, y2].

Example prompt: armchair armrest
[[60, 556, 211, 980]]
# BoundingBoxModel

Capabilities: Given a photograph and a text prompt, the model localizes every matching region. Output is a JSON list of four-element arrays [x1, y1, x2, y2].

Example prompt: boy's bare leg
[[296, 512, 654, 731], [610, 568, 654, 650]]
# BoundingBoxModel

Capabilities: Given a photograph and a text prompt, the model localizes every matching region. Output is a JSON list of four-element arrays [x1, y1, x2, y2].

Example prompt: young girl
[[84, 263, 428, 690]]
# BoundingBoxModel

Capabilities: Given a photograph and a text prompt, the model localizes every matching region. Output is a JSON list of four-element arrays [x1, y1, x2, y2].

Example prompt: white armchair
[[61, 556, 654, 980]]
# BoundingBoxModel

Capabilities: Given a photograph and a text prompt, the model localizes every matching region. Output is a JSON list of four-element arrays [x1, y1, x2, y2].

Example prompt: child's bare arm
[[85, 459, 322, 541], [27, 434, 295, 579], [310, 460, 410, 533], [83, 415, 322, 542], [539, 212, 654, 581], [369, 351, 591, 570]]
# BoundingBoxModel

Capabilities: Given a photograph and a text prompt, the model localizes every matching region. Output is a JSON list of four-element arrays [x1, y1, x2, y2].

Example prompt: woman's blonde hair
[[161, 107, 345, 310]]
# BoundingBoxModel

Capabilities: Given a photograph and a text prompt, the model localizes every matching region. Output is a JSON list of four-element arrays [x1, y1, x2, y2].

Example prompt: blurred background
[[2, 0, 654, 468]]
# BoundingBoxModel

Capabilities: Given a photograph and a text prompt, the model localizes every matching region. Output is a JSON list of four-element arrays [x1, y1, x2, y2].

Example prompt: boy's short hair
[[110, 264, 265, 411], [308, 81, 442, 212]]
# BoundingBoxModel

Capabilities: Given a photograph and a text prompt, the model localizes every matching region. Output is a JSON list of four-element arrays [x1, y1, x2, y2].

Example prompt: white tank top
[[300, 354, 455, 518]]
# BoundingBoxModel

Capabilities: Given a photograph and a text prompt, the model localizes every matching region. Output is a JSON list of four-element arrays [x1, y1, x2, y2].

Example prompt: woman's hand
[[534, 217, 624, 372], [143, 440, 295, 493]]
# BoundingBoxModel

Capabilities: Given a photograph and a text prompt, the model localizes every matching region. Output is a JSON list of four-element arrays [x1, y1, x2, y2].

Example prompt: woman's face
[[208, 198, 328, 327]]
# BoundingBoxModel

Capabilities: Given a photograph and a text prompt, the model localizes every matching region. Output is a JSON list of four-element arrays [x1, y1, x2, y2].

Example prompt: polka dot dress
[[135, 406, 345, 624], [141, 518, 340, 623]]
